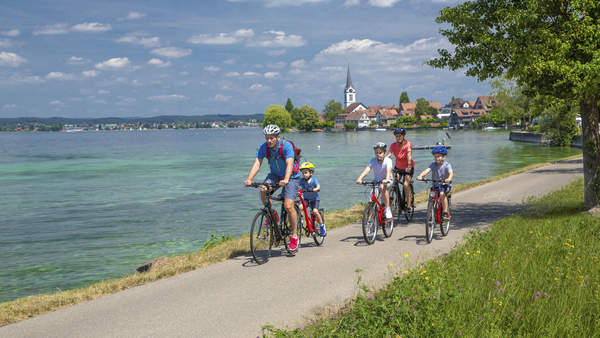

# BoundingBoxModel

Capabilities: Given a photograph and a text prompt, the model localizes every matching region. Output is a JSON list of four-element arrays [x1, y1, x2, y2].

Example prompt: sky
[[0, 0, 492, 119]]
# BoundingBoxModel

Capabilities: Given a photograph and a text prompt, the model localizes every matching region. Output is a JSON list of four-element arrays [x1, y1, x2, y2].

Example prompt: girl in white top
[[356, 142, 394, 219]]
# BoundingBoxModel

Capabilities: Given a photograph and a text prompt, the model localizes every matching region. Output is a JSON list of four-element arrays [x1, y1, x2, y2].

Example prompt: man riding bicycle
[[386, 127, 415, 213], [244, 124, 301, 251]]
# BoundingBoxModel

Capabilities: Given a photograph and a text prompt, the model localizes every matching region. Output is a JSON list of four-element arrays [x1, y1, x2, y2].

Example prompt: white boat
[[484, 126, 499, 130], [375, 128, 386, 131]]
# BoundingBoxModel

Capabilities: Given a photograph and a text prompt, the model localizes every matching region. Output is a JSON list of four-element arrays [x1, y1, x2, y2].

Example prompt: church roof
[[345, 62, 353, 89]]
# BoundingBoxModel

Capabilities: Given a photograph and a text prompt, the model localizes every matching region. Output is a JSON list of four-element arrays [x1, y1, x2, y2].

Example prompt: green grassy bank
[[263, 177, 599, 337], [0, 155, 584, 328]]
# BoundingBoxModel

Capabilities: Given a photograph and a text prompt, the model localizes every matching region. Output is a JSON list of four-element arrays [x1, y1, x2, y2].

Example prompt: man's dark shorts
[[264, 173, 300, 200]]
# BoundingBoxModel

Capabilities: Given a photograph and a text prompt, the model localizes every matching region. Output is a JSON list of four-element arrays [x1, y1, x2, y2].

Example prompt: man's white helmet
[[263, 124, 281, 135]]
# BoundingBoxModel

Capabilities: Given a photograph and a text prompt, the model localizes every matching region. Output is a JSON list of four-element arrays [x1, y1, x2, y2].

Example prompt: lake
[[0, 128, 581, 302]]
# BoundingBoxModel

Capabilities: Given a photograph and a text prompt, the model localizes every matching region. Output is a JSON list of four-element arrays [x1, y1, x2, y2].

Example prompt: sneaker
[[406, 207, 412, 214], [442, 212, 450, 221], [319, 223, 327, 237], [385, 207, 393, 219], [289, 236, 299, 251]]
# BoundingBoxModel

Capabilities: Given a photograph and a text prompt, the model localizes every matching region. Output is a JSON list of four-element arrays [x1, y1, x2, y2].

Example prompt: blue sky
[[0, 0, 491, 118]]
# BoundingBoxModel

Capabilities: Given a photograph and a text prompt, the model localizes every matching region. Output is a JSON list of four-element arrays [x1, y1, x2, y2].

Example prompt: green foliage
[[369, 120, 378, 127], [344, 123, 356, 129], [285, 98, 294, 113], [262, 105, 292, 132], [424, 117, 436, 124], [440, 121, 447, 128], [525, 125, 540, 132], [200, 232, 234, 251], [314, 121, 327, 129], [539, 100, 580, 146], [268, 179, 599, 338], [393, 116, 416, 126], [326, 121, 335, 128], [293, 105, 320, 131], [471, 120, 479, 129], [415, 98, 438, 118], [399, 91, 410, 105], [322, 99, 344, 122]]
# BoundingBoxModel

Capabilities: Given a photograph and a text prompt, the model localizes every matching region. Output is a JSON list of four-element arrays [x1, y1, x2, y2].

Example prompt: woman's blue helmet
[[393, 128, 406, 135], [431, 146, 447, 155]]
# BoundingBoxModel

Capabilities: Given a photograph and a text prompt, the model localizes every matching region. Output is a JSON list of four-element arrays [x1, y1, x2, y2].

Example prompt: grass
[[0, 154, 584, 328], [262, 177, 600, 337]]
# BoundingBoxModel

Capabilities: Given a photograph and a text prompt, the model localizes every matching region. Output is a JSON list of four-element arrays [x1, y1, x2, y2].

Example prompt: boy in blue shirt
[[244, 124, 301, 251], [416, 146, 453, 221], [298, 162, 326, 236]]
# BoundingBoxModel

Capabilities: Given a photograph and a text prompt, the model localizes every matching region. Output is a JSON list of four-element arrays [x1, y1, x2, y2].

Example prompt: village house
[[473, 96, 497, 113]]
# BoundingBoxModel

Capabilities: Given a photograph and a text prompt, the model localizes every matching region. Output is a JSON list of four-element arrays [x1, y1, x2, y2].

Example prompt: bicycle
[[247, 182, 302, 264], [420, 178, 452, 243], [360, 181, 394, 245], [296, 189, 325, 246], [389, 169, 415, 223]]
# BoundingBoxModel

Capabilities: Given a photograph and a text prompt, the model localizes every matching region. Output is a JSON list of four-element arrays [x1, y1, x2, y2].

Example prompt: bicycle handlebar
[[361, 181, 384, 186], [247, 182, 278, 188], [420, 178, 452, 185]]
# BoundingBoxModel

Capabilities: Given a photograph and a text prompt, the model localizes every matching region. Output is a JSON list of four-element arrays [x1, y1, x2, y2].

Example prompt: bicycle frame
[[296, 189, 315, 233], [363, 182, 386, 225], [422, 179, 450, 224], [254, 182, 286, 241]]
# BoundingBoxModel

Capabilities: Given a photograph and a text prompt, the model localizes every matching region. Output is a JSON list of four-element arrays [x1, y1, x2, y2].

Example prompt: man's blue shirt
[[256, 140, 300, 178]]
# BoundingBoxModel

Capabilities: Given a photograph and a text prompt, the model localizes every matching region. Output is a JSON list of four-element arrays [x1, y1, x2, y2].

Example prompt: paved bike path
[[0, 158, 583, 338]]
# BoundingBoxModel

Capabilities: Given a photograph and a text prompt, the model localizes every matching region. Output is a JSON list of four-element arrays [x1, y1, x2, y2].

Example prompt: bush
[[526, 125, 540, 132], [440, 121, 447, 127], [344, 123, 356, 129]]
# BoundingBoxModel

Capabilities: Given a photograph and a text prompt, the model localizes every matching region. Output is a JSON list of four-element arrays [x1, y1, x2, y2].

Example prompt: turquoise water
[[0, 129, 580, 302]]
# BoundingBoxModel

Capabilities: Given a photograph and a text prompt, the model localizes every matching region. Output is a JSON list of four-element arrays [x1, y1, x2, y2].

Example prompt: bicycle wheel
[[313, 210, 325, 246], [382, 189, 394, 238], [362, 202, 378, 245], [404, 183, 415, 222], [440, 195, 451, 236], [250, 210, 273, 264], [389, 186, 400, 225], [282, 205, 302, 253], [425, 200, 435, 244]]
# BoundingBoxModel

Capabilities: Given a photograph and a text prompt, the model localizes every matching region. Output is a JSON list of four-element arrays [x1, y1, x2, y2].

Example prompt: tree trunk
[[579, 98, 600, 210]]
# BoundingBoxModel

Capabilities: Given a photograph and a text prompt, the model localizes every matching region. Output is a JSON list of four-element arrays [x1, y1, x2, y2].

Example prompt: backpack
[[266, 138, 302, 175]]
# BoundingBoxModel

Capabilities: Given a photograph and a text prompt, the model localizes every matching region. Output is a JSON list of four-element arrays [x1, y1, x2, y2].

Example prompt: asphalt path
[[0, 158, 583, 338]]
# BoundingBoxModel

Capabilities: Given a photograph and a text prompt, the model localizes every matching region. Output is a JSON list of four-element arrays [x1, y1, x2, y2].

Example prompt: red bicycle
[[420, 178, 452, 243], [296, 189, 325, 246], [360, 181, 394, 245]]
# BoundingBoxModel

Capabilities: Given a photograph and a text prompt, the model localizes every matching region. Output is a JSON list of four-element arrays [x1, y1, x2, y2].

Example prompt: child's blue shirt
[[427, 161, 453, 183], [300, 177, 320, 201]]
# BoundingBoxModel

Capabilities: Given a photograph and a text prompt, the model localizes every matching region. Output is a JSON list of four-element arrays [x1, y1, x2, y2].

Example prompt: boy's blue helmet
[[393, 128, 406, 135], [431, 146, 447, 155]]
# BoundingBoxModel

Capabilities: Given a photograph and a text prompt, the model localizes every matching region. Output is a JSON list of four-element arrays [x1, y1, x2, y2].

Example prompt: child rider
[[298, 162, 326, 237], [416, 146, 453, 221], [356, 142, 394, 220]]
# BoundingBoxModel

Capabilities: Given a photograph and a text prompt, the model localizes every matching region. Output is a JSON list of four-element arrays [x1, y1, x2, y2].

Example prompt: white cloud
[[290, 59, 306, 68], [95, 57, 132, 70], [3, 103, 17, 109], [80, 89, 92, 95], [342, 0, 360, 7], [98, 90, 110, 94], [0, 29, 20, 37], [234, 29, 254, 37], [180, 71, 189, 76], [151, 47, 192, 58], [68, 97, 83, 101], [32, 23, 69, 35], [227, 0, 329, 7], [71, 22, 112, 33], [367, 0, 401, 7], [264, 72, 280, 78], [223, 58, 236, 64], [46, 72, 77, 80], [116, 35, 161, 48], [49, 100, 64, 105], [68, 56, 91, 64], [148, 58, 172, 67], [0, 52, 27, 67], [147, 94, 189, 100], [210, 94, 232, 101], [187, 33, 239, 45], [247, 31, 306, 47], [243, 72, 260, 77], [225, 71, 240, 77], [204, 66, 220, 72], [249, 84, 271, 91], [116, 98, 136, 105], [267, 49, 286, 56], [126, 11, 146, 20], [267, 62, 287, 69], [82, 70, 100, 77], [0, 39, 13, 48], [94, 99, 107, 104], [288, 69, 302, 75]]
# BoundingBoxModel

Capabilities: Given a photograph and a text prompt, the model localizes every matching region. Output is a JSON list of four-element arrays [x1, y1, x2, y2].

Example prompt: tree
[[285, 98, 294, 113], [426, 0, 600, 209], [296, 105, 319, 131], [399, 92, 410, 106], [262, 104, 292, 132], [539, 99, 580, 146], [322, 99, 344, 122], [343, 123, 356, 129], [415, 98, 438, 118]]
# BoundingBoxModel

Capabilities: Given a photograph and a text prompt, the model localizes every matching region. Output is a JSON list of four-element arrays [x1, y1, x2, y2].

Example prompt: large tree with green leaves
[[415, 98, 438, 118], [322, 99, 344, 122], [296, 105, 320, 131], [285, 98, 294, 113], [426, 0, 600, 209], [262, 104, 292, 132], [399, 91, 410, 105]]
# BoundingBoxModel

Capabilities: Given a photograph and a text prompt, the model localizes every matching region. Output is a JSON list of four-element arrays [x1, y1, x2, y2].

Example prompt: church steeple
[[344, 61, 356, 108]]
